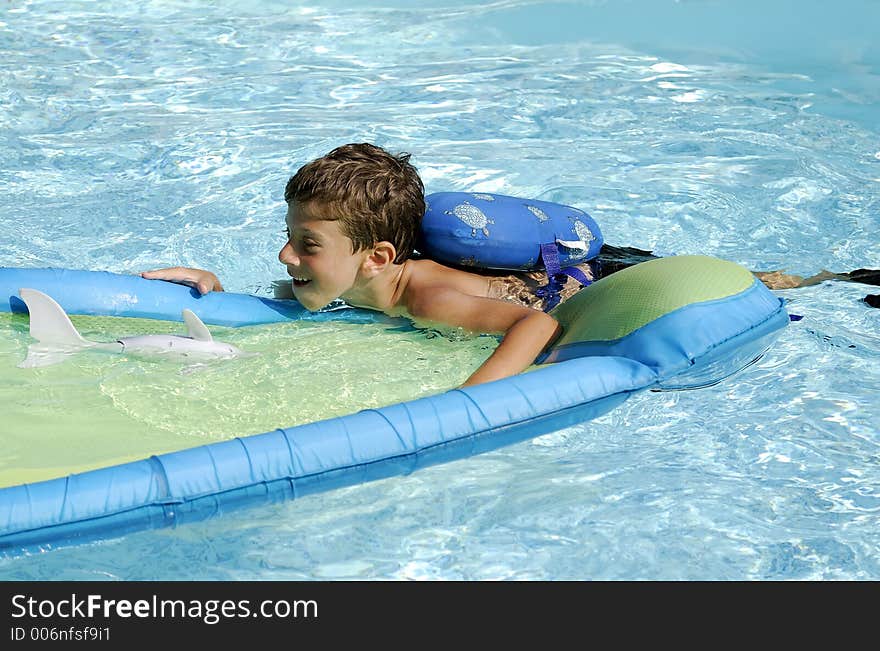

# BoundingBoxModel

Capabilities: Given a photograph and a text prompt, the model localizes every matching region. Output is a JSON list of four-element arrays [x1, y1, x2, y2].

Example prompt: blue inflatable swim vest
[[418, 192, 604, 272]]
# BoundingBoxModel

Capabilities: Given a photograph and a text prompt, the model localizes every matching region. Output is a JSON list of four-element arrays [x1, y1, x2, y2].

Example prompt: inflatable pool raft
[[0, 255, 789, 553]]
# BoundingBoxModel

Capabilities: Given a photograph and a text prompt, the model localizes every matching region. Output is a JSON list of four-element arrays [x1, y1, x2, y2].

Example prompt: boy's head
[[283, 143, 425, 263], [280, 143, 425, 310]]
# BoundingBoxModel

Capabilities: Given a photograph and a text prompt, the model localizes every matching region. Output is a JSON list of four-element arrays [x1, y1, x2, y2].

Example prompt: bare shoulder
[[402, 261, 540, 335], [405, 259, 490, 297], [404, 258, 450, 286]]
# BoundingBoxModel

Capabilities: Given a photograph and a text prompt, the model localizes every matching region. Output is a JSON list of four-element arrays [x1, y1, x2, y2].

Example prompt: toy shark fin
[[17, 288, 118, 368], [182, 309, 213, 342], [19, 288, 92, 346]]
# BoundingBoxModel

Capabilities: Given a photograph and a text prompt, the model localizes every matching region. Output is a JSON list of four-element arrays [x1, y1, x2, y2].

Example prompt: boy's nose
[[278, 241, 298, 265]]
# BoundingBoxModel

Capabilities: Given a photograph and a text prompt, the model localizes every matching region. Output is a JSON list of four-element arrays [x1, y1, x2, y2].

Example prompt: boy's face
[[278, 201, 366, 310]]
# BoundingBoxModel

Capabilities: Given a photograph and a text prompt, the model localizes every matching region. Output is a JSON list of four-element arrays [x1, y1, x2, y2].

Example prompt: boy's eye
[[282, 228, 319, 251]]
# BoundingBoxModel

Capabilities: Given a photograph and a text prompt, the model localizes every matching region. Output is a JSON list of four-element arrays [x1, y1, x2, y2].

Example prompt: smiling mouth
[[291, 276, 312, 287]]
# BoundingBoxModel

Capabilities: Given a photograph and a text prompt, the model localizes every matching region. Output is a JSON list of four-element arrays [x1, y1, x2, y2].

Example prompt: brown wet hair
[[284, 143, 425, 263]]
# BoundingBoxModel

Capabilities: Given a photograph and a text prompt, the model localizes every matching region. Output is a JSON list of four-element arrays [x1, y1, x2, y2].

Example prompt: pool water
[[1, 0, 878, 579]]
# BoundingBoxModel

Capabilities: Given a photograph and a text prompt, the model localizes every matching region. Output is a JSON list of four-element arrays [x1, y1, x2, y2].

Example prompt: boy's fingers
[[141, 268, 216, 292], [196, 275, 223, 293], [197, 279, 223, 294], [140, 268, 185, 280]]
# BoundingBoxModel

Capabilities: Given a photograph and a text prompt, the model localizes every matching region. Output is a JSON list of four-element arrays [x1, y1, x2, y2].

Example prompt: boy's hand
[[140, 267, 224, 295]]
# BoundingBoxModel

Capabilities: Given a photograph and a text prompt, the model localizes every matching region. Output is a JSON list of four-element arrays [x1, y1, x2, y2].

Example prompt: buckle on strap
[[537, 242, 592, 311]]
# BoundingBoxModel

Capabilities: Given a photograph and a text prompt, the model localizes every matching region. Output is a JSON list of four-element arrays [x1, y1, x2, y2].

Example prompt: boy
[[143, 143, 879, 386]]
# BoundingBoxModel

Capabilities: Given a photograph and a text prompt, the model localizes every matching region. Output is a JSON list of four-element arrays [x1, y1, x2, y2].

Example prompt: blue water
[[1, 0, 879, 579]]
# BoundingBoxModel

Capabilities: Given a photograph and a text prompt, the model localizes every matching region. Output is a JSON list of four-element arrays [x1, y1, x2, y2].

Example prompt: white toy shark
[[17, 288, 246, 368]]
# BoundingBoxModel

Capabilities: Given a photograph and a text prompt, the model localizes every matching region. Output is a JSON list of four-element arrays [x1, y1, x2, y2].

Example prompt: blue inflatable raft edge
[[0, 355, 655, 552]]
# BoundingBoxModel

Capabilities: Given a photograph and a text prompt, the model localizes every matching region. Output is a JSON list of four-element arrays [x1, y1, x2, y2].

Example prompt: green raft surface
[[0, 313, 499, 488]]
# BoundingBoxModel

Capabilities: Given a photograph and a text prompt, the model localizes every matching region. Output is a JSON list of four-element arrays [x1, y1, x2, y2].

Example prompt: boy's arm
[[406, 287, 562, 387], [140, 267, 224, 295]]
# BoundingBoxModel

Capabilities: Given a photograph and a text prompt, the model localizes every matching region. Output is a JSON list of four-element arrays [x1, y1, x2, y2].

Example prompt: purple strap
[[537, 242, 592, 311]]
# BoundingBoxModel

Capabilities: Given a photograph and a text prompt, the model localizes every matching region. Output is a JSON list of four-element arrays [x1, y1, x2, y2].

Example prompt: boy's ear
[[362, 241, 398, 275]]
